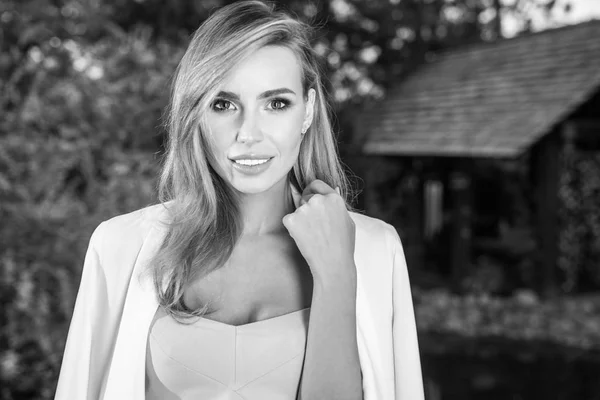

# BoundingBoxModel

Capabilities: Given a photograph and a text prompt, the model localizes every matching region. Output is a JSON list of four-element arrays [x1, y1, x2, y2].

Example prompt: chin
[[229, 169, 292, 195], [230, 177, 278, 195]]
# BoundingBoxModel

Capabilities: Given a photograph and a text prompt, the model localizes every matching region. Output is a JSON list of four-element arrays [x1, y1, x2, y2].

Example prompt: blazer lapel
[[352, 221, 387, 400], [102, 220, 166, 399]]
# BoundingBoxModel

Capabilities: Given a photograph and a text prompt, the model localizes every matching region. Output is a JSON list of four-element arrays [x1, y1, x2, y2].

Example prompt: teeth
[[234, 159, 270, 166]]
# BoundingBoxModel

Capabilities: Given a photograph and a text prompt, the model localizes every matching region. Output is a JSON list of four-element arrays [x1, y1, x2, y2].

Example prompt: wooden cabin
[[359, 20, 600, 295]]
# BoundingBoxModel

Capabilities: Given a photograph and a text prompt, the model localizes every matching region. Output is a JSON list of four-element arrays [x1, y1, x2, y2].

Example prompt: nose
[[237, 110, 264, 144]]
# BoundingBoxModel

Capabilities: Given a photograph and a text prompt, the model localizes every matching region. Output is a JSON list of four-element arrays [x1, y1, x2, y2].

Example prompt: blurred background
[[1, 0, 600, 399]]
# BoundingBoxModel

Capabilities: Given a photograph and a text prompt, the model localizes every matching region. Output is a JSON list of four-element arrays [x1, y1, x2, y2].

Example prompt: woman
[[54, 1, 424, 399]]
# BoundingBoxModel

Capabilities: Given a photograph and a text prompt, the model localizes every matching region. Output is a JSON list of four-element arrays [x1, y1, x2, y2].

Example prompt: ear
[[302, 88, 316, 133]]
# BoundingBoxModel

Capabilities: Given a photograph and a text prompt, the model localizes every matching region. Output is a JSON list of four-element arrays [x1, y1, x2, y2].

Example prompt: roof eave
[[362, 143, 524, 158]]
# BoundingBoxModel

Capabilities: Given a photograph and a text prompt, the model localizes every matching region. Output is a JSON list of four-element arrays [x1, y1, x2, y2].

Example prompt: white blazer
[[54, 201, 424, 400]]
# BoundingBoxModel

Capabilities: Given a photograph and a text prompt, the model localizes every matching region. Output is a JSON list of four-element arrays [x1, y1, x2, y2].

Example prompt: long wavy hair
[[151, 0, 352, 318]]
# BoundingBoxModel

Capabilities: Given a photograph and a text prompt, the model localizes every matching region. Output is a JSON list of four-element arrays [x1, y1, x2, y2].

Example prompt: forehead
[[220, 45, 303, 94]]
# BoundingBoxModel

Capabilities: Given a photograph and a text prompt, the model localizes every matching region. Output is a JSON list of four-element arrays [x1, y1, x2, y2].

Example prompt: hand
[[283, 180, 356, 285]]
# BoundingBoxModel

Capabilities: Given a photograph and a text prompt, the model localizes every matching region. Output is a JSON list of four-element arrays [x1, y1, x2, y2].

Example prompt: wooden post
[[449, 159, 472, 290], [406, 158, 425, 272], [533, 130, 562, 297]]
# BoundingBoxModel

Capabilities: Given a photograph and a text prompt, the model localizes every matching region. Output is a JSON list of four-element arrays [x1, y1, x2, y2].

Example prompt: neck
[[238, 178, 295, 236]]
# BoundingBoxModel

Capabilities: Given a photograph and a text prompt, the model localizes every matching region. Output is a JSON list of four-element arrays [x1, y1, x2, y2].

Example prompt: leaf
[[18, 24, 52, 47]]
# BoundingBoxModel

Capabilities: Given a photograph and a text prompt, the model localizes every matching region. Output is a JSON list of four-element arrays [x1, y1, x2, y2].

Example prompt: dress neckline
[[196, 306, 311, 329]]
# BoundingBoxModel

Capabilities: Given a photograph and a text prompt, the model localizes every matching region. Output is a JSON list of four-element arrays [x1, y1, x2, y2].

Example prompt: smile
[[230, 156, 274, 175], [233, 159, 271, 166]]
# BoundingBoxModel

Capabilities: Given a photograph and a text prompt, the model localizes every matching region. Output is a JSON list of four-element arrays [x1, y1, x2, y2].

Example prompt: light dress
[[145, 306, 311, 400]]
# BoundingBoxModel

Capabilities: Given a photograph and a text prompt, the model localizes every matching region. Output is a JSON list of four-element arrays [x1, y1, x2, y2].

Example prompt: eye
[[212, 99, 236, 112], [268, 98, 290, 111]]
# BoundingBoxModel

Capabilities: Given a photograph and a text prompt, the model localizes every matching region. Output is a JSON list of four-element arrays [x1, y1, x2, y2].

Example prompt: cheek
[[205, 117, 235, 155], [264, 110, 304, 148], [266, 118, 303, 158]]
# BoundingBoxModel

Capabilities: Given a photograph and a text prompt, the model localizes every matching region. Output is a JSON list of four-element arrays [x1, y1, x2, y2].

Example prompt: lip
[[229, 154, 274, 161], [230, 156, 274, 175]]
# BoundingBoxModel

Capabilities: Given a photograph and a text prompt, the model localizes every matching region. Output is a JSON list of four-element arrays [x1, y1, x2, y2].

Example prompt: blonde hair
[[152, 0, 352, 318]]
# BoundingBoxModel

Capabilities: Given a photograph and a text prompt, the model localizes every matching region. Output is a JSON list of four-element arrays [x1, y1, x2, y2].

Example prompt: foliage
[[0, 3, 180, 398]]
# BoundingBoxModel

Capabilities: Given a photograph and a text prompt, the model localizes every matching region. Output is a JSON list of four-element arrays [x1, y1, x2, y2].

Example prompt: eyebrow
[[215, 88, 297, 100]]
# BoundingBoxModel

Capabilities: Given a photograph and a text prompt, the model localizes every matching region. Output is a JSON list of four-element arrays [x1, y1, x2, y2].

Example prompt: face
[[205, 45, 315, 195]]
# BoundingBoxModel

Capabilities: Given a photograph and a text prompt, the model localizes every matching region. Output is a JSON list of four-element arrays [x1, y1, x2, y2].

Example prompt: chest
[[182, 233, 313, 325]]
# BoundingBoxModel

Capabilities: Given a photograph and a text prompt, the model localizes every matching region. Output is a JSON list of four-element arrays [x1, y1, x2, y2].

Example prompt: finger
[[335, 186, 340, 195], [300, 194, 314, 207], [302, 180, 336, 200], [282, 213, 293, 229]]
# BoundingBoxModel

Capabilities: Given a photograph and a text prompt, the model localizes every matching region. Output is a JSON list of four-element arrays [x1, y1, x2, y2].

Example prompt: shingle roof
[[362, 20, 600, 157]]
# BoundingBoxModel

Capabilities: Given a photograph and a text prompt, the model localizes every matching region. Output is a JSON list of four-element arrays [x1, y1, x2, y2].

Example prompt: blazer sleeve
[[55, 222, 109, 400], [389, 226, 425, 400]]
